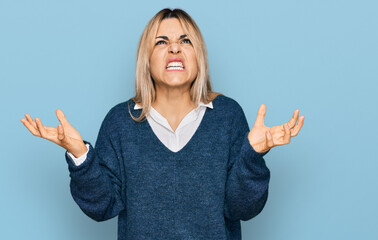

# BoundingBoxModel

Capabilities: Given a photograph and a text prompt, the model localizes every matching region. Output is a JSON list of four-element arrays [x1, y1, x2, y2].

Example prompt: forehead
[[156, 18, 185, 37]]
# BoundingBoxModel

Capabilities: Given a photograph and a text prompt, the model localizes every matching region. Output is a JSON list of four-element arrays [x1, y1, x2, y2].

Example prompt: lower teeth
[[167, 67, 183, 70]]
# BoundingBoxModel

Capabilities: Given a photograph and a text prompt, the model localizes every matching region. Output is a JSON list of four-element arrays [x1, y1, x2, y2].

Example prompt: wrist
[[71, 143, 88, 158], [248, 133, 270, 153]]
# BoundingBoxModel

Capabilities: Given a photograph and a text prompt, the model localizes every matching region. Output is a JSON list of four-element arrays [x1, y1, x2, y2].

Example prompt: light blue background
[[1, 0, 377, 239]]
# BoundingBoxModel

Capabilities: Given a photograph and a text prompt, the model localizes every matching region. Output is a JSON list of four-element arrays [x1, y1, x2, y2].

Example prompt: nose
[[168, 43, 181, 54]]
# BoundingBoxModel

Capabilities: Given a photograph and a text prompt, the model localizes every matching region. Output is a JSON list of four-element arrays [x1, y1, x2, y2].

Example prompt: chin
[[164, 79, 192, 88]]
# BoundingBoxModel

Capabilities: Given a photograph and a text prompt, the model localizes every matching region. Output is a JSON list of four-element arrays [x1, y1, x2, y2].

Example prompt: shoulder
[[108, 99, 135, 115], [209, 94, 249, 132], [100, 99, 136, 129], [212, 94, 245, 117]]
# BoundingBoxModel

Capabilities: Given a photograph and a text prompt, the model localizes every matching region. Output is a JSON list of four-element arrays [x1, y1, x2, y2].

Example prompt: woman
[[21, 8, 304, 240]]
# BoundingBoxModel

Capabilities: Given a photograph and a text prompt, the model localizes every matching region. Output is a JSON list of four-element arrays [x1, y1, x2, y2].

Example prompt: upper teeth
[[166, 62, 184, 69]]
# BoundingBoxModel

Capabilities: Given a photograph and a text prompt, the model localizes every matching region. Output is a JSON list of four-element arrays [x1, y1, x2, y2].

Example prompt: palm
[[21, 109, 84, 150], [248, 104, 305, 153], [37, 122, 83, 147], [249, 125, 270, 153]]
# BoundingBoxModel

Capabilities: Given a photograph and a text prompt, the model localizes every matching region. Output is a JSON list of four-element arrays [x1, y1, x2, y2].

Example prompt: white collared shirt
[[67, 101, 213, 166]]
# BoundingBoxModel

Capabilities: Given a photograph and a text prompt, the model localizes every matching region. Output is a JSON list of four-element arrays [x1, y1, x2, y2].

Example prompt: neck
[[152, 84, 197, 126]]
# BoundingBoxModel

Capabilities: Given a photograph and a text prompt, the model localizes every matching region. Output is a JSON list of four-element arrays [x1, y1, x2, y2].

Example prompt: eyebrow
[[156, 34, 187, 40]]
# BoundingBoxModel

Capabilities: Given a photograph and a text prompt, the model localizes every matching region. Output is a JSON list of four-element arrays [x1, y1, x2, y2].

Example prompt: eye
[[155, 40, 167, 46], [181, 38, 192, 44]]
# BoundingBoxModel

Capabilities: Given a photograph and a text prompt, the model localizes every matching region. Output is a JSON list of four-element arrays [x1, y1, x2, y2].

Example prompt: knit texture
[[65, 95, 271, 240]]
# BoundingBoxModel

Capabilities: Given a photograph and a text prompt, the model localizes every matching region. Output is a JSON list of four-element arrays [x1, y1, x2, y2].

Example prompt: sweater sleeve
[[65, 108, 125, 222], [224, 102, 271, 221]]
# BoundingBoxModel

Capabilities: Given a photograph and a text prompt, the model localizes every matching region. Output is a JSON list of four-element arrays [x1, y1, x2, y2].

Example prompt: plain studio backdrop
[[1, 0, 377, 239]]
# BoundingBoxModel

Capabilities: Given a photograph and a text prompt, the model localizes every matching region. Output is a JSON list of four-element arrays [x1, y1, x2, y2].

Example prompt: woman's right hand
[[21, 109, 88, 158]]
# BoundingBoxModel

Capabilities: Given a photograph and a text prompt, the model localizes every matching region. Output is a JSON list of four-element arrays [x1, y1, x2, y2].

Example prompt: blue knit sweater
[[65, 95, 270, 240]]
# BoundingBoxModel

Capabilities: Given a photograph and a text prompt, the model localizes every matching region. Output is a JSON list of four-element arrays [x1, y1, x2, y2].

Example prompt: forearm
[[65, 140, 124, 222], [224, 132, 270, 221]]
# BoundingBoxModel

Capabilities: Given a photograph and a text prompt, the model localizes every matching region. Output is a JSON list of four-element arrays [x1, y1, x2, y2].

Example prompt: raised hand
[[248, 104, 305, 153], [20, 109, 88, 158]]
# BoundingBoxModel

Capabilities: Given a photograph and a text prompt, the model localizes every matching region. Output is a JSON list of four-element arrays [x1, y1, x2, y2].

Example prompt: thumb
[[58, 124, 65, 141], [266, 130, 274, 149], [56, 109, 71, 127], [254, 104, 266, 128]]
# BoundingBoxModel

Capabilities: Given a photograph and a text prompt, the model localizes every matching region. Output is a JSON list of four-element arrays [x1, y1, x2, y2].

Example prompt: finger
[[35, 118, 47, 138], [291, 116, 305, 137], [288, 109, 299, 129], [25, 114, 37, 129], [20, 118, 41, 137], [58, 124, 65, 141], [254, 104, 267, 127], [56, 109, 71, 127], [283, 123, 291, 144], [266, 130, 274, 148]]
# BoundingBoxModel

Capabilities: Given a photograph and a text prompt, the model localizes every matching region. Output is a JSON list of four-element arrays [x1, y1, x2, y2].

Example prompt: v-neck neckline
[[130, 98, 214, 155], [149, 105, 200, 134], [145, 106, 210, 155]]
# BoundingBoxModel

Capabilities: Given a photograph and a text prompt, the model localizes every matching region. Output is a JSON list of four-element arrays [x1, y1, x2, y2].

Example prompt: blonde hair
[[129, 8, 223, 122]]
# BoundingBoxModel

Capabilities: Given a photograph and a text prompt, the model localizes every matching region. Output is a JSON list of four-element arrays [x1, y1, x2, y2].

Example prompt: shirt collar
[[134, 101, 213, 110]]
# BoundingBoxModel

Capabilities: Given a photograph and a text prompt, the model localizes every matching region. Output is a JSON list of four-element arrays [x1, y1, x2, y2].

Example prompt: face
[[149, 18, 198, 90]]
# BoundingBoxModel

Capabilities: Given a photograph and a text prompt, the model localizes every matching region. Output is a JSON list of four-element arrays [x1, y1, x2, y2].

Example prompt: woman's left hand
[[248, 104, 305, 153]]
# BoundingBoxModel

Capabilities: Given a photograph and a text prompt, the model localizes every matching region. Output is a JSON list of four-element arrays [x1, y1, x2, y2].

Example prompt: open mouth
[[166, 61, 185, 71]]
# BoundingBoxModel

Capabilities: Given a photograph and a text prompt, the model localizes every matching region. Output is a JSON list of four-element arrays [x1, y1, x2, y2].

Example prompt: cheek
[[187, 49, 198, 71], [190, 56, 198, 74], [149, 52, 164, 76]]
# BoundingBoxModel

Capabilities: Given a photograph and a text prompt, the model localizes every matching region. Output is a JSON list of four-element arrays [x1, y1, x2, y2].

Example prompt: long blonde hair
[[129, 8, 223, 122]]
